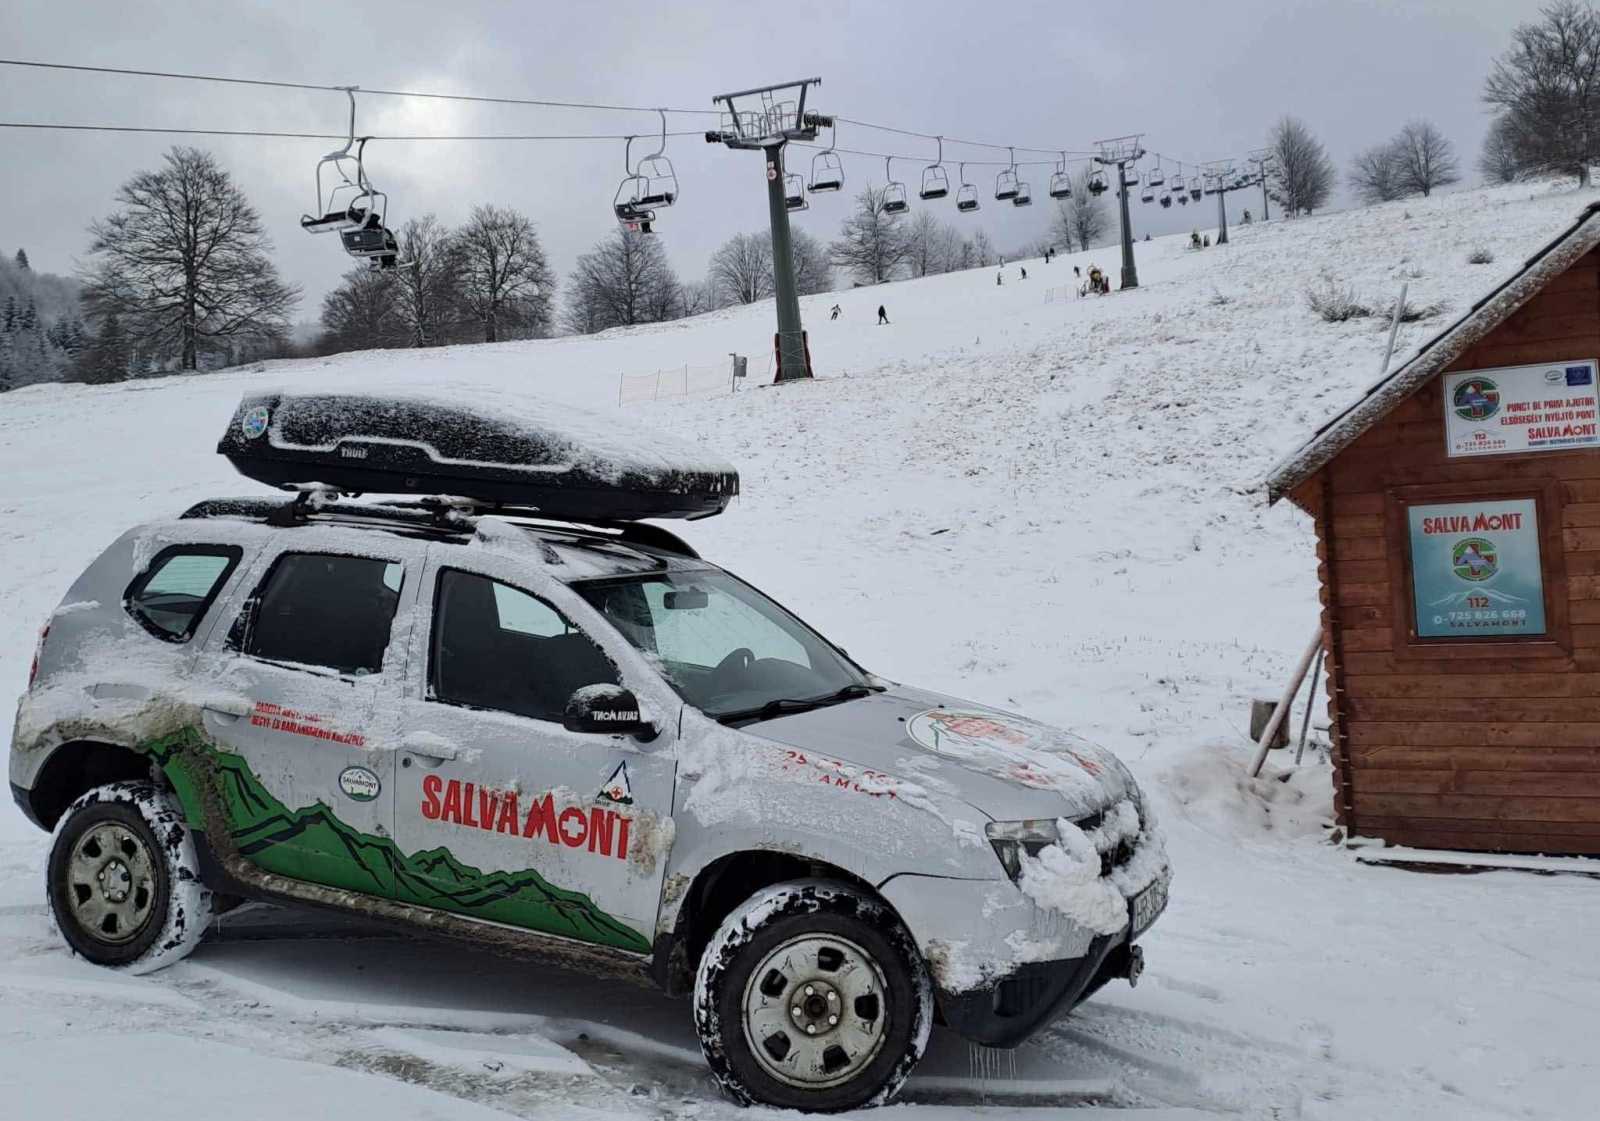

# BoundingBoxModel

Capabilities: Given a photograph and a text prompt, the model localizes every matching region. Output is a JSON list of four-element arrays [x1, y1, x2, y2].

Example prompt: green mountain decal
[[144, 728, 650, 953]]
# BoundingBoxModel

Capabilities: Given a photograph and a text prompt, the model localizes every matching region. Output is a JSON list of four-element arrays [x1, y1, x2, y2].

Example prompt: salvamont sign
[[1443, 360, 1600, 457]]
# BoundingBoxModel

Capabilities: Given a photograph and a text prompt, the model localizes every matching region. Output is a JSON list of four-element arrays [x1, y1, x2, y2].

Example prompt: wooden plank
[[1347, 697, 1600, 722], [1466, 338, 1600, 370], [1353, 792, 1600, 824], [1329, 492, 1386, 516], [1563, 503, 1600, 528], [1483, 313, 1599, 346], [1564, 480, 1600, 503], [1337, 650, 1599, 675], [1566, 527, 1600, 552], [1357, 812, 1600, 838], [1330, 514, 1384, 539], [1335, 536, 1387, 561], [1519, 265, 1600, 296], [1343, 672, 1600, 698], [1336, 581, 1388, 607], [1340, 628, 1394, 652], [1338, 603, 1388, 629], [1331, 559, 1388, 584], [1354, 769, 1600, 797], [1331, 452, 1600, 493], [1569, 574, 1600, 600], [1354, 822, 1600, 855], [1573, 601, 1600, 625], [1345, 721, 1600, 747], [1503, 289, 1598, 321], [1349, 746, 1600, 771], [1566, 551, 1600, 575]]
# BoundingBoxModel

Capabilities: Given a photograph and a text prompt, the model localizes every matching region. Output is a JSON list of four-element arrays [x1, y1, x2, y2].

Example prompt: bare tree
[[455, 205, 554, 342], [391, 214, 463, 347], [829, 186, 911, 284], [708, 232, 773, 305], [1348, 143, 1405, 204], [1266, 116, 1336, 216], [969, 229, 998, 267], [319, 267, 402, 352], [1485, 0, 1600, 187], [563, 229, 682, 334], [905, 211, 944, 277], [788, 228, 834, 295], [1391, 120, 1461, 197], [677, 280, 714, 319], [80, 147, 298, 371], [1480, 114, 1528, 183], [1050, 171, 1109, 251]]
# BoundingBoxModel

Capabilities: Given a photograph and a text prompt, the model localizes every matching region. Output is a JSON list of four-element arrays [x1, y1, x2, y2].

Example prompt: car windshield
[[575, 570, 872, 721]]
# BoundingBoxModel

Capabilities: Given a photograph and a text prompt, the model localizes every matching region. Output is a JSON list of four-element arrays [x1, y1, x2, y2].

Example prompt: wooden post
[[1249, 628, 1323, 778]]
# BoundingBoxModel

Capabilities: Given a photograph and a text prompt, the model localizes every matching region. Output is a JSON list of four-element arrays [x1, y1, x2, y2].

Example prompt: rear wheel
[[693, 879, 932, 1111], [47, 781, 213, 973]]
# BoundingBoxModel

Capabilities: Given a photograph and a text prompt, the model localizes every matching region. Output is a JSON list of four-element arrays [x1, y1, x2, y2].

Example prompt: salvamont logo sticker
[[339, 765, 382, 802], [241, 405, 271, 439], [598, 760, 633, 805]]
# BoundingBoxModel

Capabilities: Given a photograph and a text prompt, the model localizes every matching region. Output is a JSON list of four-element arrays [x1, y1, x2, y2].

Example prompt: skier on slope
[[877, 305, 890, 325]]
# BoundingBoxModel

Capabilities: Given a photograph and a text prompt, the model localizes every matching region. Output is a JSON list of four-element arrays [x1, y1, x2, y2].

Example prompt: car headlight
[[985, 819, 1061, 882]]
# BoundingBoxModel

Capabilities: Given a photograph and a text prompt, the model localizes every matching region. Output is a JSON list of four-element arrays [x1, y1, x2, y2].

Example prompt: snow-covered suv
[[9, 393, 1170, 1112]]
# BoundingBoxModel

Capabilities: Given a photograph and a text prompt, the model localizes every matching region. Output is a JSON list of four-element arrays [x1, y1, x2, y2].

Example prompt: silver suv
[[9, 393, 1170, 1112]]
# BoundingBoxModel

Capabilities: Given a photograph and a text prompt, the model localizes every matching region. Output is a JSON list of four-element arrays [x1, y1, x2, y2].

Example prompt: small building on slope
[[1267, 202, 1600, 855]]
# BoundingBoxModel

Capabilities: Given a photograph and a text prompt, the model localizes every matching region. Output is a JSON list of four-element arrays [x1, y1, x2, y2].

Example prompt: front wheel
[[693, 879, 932, 1112], [47, 781, 214, 973]]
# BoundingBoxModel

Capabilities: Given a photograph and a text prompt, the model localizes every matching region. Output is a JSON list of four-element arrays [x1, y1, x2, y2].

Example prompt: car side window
[[125, 545, 243, 643], [236, 553, 404, 676], [430, 568, 619, 722]]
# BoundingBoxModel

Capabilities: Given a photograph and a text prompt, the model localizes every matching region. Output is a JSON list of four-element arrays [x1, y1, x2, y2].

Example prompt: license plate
[[1130, 877, 1168, 937]]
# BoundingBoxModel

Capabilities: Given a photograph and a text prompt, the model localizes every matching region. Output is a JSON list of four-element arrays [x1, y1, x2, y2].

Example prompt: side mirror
[[563, 684, 656, 740]]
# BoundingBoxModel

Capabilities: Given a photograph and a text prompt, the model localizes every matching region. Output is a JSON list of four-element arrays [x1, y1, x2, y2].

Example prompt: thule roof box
[[217, 393, 739, 521]]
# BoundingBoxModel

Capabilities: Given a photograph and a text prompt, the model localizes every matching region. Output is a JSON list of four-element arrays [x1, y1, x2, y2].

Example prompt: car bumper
[[879, 865, 1169, 1048]]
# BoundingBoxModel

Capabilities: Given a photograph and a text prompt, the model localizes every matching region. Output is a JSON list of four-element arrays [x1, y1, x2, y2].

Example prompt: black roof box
[[217, 392, 739, 521]]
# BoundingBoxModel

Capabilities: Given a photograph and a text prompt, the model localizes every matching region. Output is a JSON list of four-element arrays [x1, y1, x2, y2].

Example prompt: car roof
[[171, 496, 714, 581]]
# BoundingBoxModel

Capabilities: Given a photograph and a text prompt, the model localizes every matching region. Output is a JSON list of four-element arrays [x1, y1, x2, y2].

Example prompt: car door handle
[[201, 695, 254, 720], [401, 733, 459, 763]]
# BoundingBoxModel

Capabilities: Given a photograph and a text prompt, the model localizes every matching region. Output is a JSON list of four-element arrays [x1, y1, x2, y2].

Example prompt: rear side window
[[238, 553, 404, 676], [430, 569, 619, 721], [125, 545, 242, 643]]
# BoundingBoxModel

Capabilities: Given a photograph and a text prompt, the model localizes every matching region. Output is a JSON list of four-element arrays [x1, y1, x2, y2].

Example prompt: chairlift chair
[[955, 163, 980, 212], [301, 89, 380, 237], [784, 172, 809, 212], [1160, 192, 1173, 209], [1087, 168, 1109, 196], [1147, 160, 1165, 188], [1012, 181, 1032, 207], [634, 112, 678, 207], [1140, 183, 1156, 204], [1048, 151, 1072, 199], [1189, 183, 1203, 201], [995, 147, 1020, 201], [809, 120, 844, 192], [613, 138, 658, 233], [920, 136, 950, 200], [882, 157, 910, 214]]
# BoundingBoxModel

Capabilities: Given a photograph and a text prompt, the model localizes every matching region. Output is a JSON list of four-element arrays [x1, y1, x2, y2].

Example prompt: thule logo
[[339, 446, 369, 459]]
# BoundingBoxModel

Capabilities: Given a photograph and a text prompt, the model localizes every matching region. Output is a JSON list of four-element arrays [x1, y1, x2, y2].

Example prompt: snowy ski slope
[[2, 182, 1598, 1118]]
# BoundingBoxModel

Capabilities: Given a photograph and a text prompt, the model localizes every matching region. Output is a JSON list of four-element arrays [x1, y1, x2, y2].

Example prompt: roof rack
[[180, 494, 701, 559]]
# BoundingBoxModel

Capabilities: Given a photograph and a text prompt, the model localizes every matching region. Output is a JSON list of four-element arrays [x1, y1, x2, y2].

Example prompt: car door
[[197, 537, 419, 899], [390, 547, 676, 956]]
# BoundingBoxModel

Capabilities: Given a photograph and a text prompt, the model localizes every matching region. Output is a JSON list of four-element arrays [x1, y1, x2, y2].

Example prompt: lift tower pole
[[708, 78, 826, 382], [1203, 159, 1237, 246], [1248, 148, 1274, 222], [1093, 134, 1145, 290]]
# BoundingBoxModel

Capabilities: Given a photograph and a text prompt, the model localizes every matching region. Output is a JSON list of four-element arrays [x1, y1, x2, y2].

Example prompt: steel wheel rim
[[741, 932, 890, 1090], [65, 822, 157, 946]]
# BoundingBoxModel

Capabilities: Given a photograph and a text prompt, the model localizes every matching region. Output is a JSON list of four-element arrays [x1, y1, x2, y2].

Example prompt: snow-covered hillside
[[3, 183, 1598, 1119]]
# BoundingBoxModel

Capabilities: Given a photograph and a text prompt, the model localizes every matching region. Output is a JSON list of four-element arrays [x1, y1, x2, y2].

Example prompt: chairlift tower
[[707, 77, 826, 382], [1093, 134, 1146, 290], [1248, 148, 1275, 222], [1203, 159, 1237, 245]]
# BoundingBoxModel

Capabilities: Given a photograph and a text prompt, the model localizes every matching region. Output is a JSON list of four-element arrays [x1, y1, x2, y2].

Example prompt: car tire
[[693, 878, 932, 1112], [47, 781, 214, 974]]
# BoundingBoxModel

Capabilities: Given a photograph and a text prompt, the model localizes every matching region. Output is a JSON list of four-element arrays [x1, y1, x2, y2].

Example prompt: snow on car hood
[[741, 684, 1133, 821]]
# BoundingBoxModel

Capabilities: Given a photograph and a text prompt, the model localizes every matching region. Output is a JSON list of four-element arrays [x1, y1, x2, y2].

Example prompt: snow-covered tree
[[1479, 114, 1527, 183], [81, 147, 297, 371], [320, 266, 402, 352], [563, 229, 682, 334], [969, 229, 998, 268], [1051, 171, 1109, 251], [1266, 116, 1335, 215], [787, 228, 834, 295], [71, 312, 130, 385], [1391, 121, 1460, 197], [1485, 0, 1600, 187], [1349, 143, 1405, 204], [708, 232, 773, 306], [829, 186, 911, 284], [392, 214, 464, 347], [455, 204, 555, 342], [14, 249, 28, 271]]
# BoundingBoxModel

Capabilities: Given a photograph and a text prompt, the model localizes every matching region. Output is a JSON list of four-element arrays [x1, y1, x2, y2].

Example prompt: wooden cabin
[[1267, 203, 1600, 856]]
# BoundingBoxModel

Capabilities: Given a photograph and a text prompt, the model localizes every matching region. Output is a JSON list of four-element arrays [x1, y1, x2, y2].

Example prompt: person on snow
[[1073, 265, 1082, 279], [996, 270, 1004, 286], [877, 305, 890, 325], [1190, 230, 1203, 250], [830, 304, 841, 320], [1020, 266, 1028, 280], [1087, 264, 1105, 295], [1203, 234, 1211, 247]]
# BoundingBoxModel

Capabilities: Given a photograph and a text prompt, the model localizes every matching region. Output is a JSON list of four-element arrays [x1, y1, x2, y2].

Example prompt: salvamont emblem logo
[[339, 765, 382, 802], [598, 760, 633, 806], [241, 405, 271, 439]]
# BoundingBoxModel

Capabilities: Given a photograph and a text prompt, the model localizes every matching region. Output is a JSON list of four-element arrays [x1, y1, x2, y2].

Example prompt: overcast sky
[[0, 0, 1551, 322]]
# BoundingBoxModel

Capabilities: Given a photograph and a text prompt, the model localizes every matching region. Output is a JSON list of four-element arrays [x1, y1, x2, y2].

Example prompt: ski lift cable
[[0, 57, 721, 117], [0, 121, 708, 141]]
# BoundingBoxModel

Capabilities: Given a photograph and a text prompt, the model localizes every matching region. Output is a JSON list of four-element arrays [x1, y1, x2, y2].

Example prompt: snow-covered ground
[[3, 182, 1598, 1119]]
